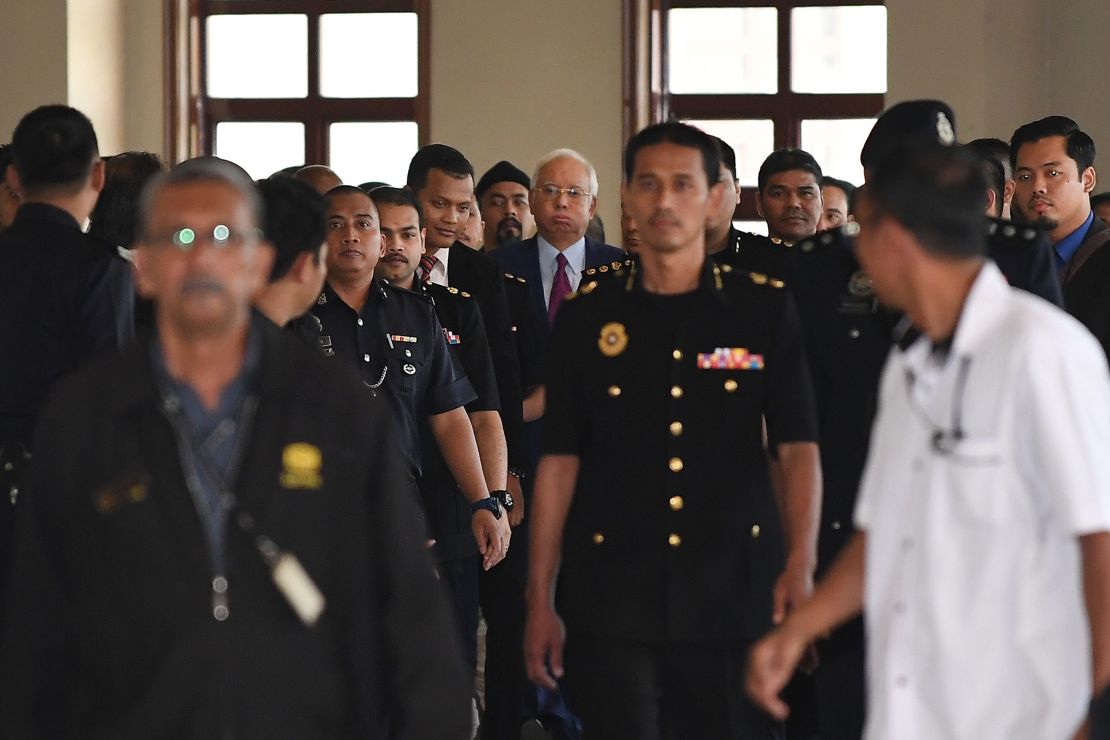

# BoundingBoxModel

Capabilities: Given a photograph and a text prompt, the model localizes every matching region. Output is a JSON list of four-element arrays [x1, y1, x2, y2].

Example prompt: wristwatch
[[472, 496, 503, 519], [490, 489, 515, 512]]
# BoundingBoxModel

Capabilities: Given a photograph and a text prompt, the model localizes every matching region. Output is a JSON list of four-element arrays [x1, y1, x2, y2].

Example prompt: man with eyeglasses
[[747, 145, 1110, 740], [0, 158, 472, 738], [311, 185, 510, 575]]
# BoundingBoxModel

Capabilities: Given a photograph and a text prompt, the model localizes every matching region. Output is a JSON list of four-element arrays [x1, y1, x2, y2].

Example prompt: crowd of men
[[0, 98, 1109, 740]]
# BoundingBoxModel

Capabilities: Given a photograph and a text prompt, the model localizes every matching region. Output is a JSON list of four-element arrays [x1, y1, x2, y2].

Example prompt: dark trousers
[[437, 552, 481, 671], [815, 617, 866, 740], [563, 635, 784, 740], [478, 518, 530, 739]]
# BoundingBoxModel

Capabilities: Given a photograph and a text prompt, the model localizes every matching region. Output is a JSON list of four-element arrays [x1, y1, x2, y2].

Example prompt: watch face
[[503, 492, 514, 510]]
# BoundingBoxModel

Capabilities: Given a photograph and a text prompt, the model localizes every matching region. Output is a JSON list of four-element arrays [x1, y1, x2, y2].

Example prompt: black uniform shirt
[[543, 258, 817, 644], [710, 225, 792, 281], [0, 203, 134, 443], [413, 281, 499, 557], [311, 279, 474, 478]]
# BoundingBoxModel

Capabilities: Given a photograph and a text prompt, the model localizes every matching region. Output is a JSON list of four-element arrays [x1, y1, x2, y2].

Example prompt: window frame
[[167, 0, 429, 167], [623, 0, 885, 221]]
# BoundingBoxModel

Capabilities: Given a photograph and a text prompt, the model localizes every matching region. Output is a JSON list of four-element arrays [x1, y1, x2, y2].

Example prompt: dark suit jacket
[[444, 243, 526, 475], [490, 236, 626, 352], [0, 319, 471, 740], [490, 237, 625, 473], [1060, 217, 1110, 360]]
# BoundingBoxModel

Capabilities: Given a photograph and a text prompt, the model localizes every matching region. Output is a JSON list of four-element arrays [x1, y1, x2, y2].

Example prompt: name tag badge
[[271, 553, 326, 626], [697, 348, 764, 370]]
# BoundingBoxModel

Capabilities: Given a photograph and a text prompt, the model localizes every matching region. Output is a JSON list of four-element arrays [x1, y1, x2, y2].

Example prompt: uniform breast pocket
[[388, 342, 425, 393], [936, 438, 1015, 525]]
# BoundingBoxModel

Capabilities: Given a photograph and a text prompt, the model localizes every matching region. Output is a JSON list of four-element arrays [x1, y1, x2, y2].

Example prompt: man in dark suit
[[1011, 115, 1110, 358], [486, 149, 623, 739], [0, 158, 471, 739], [490, 149, 625, 364], [0, 105, 134, 620]]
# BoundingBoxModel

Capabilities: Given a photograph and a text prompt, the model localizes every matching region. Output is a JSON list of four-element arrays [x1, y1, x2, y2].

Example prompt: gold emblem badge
[[598, 322, 628, 357], [280, 443, 323, 490], [848, 270, 874, 297]]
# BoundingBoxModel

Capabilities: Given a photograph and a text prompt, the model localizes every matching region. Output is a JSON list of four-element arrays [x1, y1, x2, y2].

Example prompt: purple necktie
[[548, 253, 571, 326]]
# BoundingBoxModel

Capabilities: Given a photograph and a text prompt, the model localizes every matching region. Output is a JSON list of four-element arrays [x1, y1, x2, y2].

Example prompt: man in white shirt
[[746, 144, 1110, 740]]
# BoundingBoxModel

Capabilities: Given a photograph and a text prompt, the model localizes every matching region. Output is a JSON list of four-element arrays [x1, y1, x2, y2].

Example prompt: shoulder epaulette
[[584, 258, 633, 278], [749, 271, 785, 289], [769, 237, 795, 248], [383, 281, 433, 302]]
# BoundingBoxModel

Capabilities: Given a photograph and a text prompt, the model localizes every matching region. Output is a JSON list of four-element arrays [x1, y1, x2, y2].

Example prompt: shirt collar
[[432, 244, 453, 273], [538, 234, 586, 272], [1054, 210, 1095, 265]]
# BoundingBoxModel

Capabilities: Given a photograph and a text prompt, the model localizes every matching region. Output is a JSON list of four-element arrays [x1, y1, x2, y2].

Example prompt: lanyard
[[156, 385, 325, 626]]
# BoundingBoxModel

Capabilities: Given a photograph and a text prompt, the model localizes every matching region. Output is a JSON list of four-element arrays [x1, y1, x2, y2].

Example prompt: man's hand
[[746, 623, 809, 720], [473, 508, 511, 570], [507, 475, 525, 528], [525, 602, 566, 690], [773, 557, 814, 625]]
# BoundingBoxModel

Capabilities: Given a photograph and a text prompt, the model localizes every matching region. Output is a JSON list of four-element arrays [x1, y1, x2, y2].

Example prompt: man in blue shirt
[[1012, 116, 1110, 358]]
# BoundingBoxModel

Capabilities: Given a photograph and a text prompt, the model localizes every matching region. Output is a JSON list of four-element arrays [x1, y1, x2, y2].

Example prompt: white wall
[[0, 0, 68, 141]]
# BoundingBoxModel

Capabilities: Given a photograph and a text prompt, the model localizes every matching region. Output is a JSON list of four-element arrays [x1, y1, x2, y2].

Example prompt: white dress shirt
[[854, 261, 1110, 740], [538, 236, 585, 308], [426, 245, 450, 287]]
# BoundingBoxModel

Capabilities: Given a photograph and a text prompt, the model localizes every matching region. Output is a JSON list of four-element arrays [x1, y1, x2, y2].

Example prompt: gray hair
[[532, 148, 599, 197], [137, 156, 263, 238]]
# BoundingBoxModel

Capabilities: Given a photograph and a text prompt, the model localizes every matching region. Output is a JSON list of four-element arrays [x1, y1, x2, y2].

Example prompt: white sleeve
[[853, 351, 899, 531], [1027, 321, 1110, 536]]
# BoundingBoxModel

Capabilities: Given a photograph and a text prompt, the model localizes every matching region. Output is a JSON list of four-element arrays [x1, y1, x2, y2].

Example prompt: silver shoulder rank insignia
[[848, 270, 874, 297], [280, 443, 323, 490], [598, 322, 628, 357], [937, 111, 956, 145], [317, 293, 327, 305]]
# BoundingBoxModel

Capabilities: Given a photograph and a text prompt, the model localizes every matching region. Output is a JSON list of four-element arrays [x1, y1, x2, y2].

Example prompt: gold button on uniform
[[751, 524, 761, 538], [671, 385, 683, 399], [608, 385, 622, 397], [672, 349, 683, 361], [669, 421, 683, 436], [593, 532, 605, 545], [669, 496, 684, 511], [724, 379, 739, 392], [668, 457, 684, 473], [668, 533, 682, 547]]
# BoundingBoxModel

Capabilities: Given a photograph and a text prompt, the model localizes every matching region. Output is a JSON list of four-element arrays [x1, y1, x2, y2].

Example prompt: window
[[624, 0, 886, 221], [171, 0, 428, 185]]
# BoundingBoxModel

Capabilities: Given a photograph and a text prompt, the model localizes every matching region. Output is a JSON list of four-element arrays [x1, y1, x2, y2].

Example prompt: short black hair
[[88, 152, 164, 248], [358, 181, 389, 194], [1010, 116, 1095, 174], [257, 176, 327, 282], [866, 145, 988, 259], [368, 186, 424, 229], [713, 136, 738, 181], [960, 144, 1005, 217], [406, 144, 474, 194], [820, 176, 856, 203], [325, 184, 375, 202], [11, 105, 100, 194], [757, 149, 823, 193], [623, 121, 720, 187], [965, 138, 1012, 181]]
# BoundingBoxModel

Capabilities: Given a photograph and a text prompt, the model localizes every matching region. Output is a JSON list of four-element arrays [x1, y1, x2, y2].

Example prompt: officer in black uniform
[[526, 122, 819, 740], [0, 105, 133, 620], [370, 186, 510, 671], [311, 185, 511, 573]]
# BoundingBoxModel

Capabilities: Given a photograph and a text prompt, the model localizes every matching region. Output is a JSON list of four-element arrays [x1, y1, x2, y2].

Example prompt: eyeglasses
[[533, 184, 592, 201], [149, 225, 261, 251]]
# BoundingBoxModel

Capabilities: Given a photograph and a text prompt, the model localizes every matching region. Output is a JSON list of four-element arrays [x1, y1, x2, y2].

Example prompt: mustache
[[498, 217, 522, 231], [180, 276, 226, 296]]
